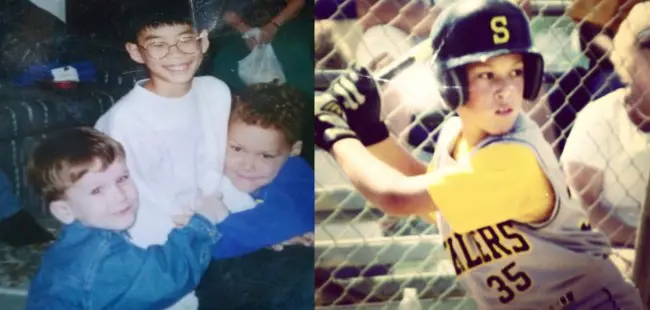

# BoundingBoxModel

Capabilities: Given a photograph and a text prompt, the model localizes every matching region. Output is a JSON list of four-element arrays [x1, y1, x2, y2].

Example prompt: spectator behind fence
[[314, 0, 439, 65], [315, 20, 353, 69], [538, 1, 631, 156], [562, 2, 650, 249], [566, 0, 635, 99], [354, 0, 440, 68], [567, 0, 639, 69]]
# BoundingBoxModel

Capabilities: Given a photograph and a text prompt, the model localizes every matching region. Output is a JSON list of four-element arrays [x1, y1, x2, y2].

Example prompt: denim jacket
[[212, 156, 314, 259], [26, 215, 220, 310]]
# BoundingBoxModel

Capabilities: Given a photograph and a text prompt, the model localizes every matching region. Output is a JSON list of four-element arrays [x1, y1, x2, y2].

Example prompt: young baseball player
[[314, 0, 643, 308], [25, 128, 227, 309]]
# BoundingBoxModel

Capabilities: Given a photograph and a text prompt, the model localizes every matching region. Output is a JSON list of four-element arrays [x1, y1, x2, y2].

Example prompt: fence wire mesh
[[314, 0, 649, 308]]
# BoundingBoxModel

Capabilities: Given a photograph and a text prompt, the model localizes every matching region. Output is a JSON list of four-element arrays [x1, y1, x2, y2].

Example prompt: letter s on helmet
[[430, 0, 544, 110]]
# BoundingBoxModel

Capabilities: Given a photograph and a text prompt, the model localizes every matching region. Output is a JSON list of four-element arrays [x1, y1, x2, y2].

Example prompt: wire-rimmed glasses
[[139, 32, 205, 59]]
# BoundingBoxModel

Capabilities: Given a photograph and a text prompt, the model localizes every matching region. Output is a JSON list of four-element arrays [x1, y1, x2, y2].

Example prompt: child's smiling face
[[224, 120, 300, 193], [53, 159, 139, 231], [126, 24, 209, 89]]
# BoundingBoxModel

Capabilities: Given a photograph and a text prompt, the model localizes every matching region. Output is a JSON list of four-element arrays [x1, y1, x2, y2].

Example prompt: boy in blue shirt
[[213, 82, 314, 257], [194, 83, 314, 309], [25, 128, 229, 309]]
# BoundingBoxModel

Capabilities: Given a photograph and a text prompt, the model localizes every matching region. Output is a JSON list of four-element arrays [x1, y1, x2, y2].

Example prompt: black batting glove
[[320, 64, 389, 146], [314, 99, 359, 151]]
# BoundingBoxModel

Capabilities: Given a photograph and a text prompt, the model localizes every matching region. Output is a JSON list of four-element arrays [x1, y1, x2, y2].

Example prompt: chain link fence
[[314, 0, 649, 308]]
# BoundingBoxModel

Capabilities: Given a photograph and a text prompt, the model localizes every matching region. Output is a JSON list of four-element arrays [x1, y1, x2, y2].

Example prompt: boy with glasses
[[95, 4, 252, 249], [96, 3, 312, 309]]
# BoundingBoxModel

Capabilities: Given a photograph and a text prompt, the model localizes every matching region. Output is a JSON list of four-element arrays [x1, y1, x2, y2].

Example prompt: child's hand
[[270, 233, 314, 251], [194, 192, 230, 224], [171, 213, 192, 228]]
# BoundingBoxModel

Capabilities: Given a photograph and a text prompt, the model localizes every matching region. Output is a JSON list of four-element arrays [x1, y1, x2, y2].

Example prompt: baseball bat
[[374, 37, 435, 83], [315, 38, 435, 91]]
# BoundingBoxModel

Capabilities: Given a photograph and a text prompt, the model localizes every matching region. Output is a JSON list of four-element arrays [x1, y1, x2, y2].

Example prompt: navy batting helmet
[[430, 0, 544, 109]]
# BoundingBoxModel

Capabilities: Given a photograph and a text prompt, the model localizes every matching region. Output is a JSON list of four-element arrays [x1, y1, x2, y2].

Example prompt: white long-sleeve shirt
[[95, 77, 255, 309], [96, 76, 255, 247]]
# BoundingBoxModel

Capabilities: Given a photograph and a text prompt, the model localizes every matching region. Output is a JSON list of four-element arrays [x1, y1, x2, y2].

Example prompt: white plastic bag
[[238, 43, 286, 85]]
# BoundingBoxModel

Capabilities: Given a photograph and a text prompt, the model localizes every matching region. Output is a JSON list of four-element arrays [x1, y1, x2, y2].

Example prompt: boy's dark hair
[[125, 0, 195, 43], [231, 83, 304, 145], [27, 127, 126, 203]]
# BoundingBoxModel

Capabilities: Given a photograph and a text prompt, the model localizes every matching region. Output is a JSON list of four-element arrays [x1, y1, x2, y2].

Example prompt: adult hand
[[225, 10, 259, 50], [259, 22, 279, 45], [242, 28, 261, 51], [246, 37, 258, 50]]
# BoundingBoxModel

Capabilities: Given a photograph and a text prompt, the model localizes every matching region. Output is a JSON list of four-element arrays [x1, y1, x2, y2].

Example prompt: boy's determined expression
[[126, 24, 209, 88], [225, 120, 301, 193], [51, 159, 139, 231], [458, 53, 525, 136]]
